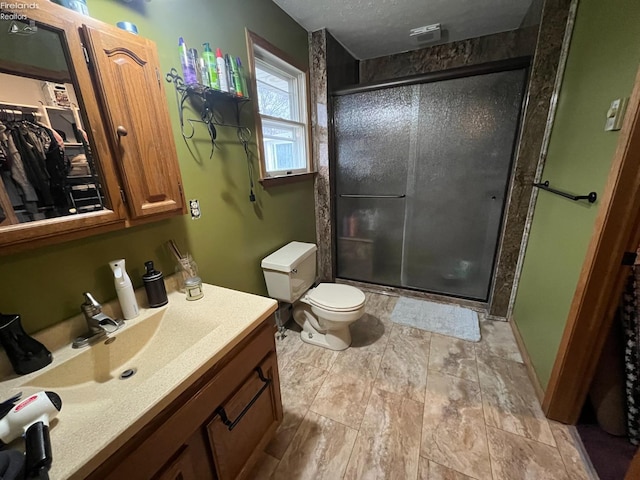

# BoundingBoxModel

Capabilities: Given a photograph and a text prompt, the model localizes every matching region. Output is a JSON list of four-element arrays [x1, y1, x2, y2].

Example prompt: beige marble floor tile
[[350, 311, 393, 355], [290, 340, 339, 370], [246, 451, 279, 480], [477, 354, 555, 446], [265, 361, 328, 459], [364, 292, 399, 321], [331, 347, 383, 380], [429, 334, 478, 383], [476, 319, 523, 363], [344, 388, 423, 480], [549, 421, 595, 479], [310, 372, 375, 429], [487, 426, 569, 480], [421, 372, 492, 480], [375, 325, 431, 403], [418, 458, 478, 480], [274, 328, 303, 371], [273, 411, 358, 480]]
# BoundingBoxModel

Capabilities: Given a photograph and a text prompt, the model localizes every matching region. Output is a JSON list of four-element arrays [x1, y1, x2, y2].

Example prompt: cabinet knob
[[116, 126, 128, 137]]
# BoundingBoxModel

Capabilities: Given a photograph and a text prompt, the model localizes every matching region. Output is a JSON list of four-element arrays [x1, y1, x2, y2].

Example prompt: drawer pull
[[215, 366, 271, 431]]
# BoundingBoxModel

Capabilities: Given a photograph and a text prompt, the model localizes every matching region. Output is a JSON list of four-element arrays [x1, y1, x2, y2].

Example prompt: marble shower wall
[[359, 27, 538, 83], [490, 0, 574, 318], [310, 30, 359, 281]]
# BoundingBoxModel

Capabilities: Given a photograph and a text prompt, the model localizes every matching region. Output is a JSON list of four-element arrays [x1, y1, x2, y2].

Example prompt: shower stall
[[333, 60, 528, 301]]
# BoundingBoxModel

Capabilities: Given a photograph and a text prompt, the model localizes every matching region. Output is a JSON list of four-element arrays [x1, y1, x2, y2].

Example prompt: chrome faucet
[[72, 292, 124, 348]]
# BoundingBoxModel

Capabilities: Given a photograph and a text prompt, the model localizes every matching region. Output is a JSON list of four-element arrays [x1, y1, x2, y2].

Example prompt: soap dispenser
[[109, 259, 139, 320], [142, 261, 168, 308]]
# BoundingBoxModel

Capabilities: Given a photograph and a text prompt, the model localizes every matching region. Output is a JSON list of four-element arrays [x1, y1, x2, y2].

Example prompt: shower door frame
[[329, 56, 531, 302]]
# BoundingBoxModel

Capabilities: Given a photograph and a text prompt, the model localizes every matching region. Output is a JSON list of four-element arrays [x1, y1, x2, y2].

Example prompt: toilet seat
[[305, 283, 366, 312]]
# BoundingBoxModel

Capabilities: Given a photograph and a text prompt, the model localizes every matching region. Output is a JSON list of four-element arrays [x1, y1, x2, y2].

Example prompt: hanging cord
[[238, 127, 255, 202], [200, 104, 217, 159]]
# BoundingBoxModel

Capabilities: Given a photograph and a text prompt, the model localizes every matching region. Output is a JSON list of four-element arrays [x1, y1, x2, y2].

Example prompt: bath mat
[[391, 298, 481, 342]]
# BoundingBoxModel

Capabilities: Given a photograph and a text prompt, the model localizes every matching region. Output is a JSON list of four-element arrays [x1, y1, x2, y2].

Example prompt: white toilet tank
[[261, 242, 317, 303]]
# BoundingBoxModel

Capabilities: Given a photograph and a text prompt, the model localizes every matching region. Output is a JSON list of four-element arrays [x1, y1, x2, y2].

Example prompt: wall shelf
[[165, 69, 252, 150], [165, 68, 257, 202]]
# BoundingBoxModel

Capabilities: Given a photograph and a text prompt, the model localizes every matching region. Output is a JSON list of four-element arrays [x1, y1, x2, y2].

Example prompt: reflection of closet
[[43, 104, 104, 215], [0, 92, 104, 225]]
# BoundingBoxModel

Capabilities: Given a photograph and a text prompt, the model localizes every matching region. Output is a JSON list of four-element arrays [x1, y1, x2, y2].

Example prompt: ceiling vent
[[409, 23, 441, 44]]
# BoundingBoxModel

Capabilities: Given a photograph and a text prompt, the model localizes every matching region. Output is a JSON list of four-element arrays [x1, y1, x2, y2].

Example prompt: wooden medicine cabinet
[[0, 1, 186, 254]]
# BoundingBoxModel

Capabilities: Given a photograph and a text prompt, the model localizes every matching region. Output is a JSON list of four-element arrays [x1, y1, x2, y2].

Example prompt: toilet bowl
[[261, 242, 366, 351], [293, 283, 365, 350]]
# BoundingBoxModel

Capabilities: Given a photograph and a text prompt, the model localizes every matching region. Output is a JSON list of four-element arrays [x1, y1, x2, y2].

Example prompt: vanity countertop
[[0, 282, 278, 480]]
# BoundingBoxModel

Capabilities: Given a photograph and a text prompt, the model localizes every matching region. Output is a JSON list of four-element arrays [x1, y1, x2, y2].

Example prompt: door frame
[[543, 63, 640, 423]]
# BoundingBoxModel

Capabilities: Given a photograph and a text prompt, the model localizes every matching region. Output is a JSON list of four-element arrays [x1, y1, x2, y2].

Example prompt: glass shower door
[[401, 69, 527, 300], [334, 86, 414, 286], [333, 67, 527, 301]]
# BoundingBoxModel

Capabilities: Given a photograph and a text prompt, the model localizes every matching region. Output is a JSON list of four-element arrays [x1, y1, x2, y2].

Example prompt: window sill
[[259, 172, 316, 187]]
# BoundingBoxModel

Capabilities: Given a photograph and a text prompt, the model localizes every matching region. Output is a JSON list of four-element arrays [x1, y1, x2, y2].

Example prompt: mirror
[[0, 18, 107, 228]]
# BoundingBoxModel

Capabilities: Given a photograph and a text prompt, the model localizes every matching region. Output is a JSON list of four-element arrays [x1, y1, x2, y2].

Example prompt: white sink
[[25, 302, 222, 405]]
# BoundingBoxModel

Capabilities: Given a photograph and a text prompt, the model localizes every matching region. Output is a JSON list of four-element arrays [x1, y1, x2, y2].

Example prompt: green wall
[[0, 0, 315, 333], [513, 0, 640, 388]]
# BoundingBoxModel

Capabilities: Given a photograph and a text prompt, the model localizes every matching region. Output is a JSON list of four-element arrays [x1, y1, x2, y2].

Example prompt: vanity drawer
[[207, 353, 280, 480]]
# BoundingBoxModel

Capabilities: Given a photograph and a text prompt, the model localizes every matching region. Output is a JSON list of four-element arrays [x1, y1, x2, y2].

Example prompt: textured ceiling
[[273, 0, 535, 59]]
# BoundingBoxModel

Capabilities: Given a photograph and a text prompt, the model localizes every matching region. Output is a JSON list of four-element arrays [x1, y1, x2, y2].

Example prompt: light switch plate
[[189, 199, 201, 219], [605, 97, 629, 131]]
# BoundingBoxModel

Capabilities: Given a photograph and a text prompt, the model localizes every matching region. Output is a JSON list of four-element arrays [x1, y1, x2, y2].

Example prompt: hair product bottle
[[178, 37, 196, 84], [109, 259, 139, 320], [202, 43, 219, 89], [216, 48, 229, 92]]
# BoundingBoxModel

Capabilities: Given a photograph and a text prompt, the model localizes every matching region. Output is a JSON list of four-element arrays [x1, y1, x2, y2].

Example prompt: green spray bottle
[[202, 43, 219, 89], [236, 57, 248, 98]]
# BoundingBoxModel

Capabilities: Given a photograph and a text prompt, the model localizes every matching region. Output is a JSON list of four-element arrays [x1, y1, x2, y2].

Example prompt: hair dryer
[[0, 391, 62, 479]]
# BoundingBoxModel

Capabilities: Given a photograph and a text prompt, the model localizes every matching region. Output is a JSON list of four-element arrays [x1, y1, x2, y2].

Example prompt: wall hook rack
[[165, 69, 251, 156], [532, 180, 597, 204], [166, 69, 257, 202]]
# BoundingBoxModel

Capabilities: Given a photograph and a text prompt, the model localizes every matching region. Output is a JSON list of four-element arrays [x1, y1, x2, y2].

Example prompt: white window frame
[[246, 29, 312, 184]]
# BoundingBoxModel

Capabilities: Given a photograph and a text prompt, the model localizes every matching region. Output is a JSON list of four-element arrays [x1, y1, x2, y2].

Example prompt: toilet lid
[[306, 283, 366, 312]]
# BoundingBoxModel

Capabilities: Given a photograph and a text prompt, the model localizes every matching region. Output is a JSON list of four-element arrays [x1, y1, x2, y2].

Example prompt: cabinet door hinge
[[178, 183, 183, 197], [119, 188, 127, 204], [81, 44, 90, 64], [156, 68, 161, 87]]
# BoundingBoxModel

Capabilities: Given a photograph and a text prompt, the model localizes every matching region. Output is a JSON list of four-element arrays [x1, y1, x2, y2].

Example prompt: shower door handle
[[339, 194, 406, 199]]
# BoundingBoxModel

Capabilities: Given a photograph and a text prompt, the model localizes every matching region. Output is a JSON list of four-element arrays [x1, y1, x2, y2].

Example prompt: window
[[246, 30, 312, 184]]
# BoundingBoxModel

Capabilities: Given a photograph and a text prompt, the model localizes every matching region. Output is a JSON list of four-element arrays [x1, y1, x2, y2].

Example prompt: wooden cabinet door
[[153, 446, 198, 480], [82, 25, 185, 219], [207, 353, 281, 480]]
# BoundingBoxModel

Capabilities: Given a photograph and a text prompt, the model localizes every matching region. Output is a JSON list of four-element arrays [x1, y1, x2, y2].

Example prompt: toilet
[[261, 242, 366, 351]]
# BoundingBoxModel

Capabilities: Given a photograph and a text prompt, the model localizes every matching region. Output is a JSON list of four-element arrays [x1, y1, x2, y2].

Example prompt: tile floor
[[249, 292, 596, 480]]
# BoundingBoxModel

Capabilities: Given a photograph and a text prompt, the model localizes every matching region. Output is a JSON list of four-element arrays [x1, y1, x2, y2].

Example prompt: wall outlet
[[189, 199, 201, 219], [604, 97, 629, 131]]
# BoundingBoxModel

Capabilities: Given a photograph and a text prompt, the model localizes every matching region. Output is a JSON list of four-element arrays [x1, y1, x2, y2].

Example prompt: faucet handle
[[81, 292, 101, 317], [82, 292, 100, 308]]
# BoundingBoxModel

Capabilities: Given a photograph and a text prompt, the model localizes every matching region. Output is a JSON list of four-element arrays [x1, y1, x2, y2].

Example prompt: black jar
[[142, 261, 168, 308]]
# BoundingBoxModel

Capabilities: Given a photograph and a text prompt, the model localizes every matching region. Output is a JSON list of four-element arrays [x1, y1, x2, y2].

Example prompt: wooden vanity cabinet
[[86, 318, 283, 480], [0, 1, 185, 255]]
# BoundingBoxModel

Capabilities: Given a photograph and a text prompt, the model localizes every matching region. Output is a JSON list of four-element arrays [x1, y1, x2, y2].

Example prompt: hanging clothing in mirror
[[0, 111, 74, 222]]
